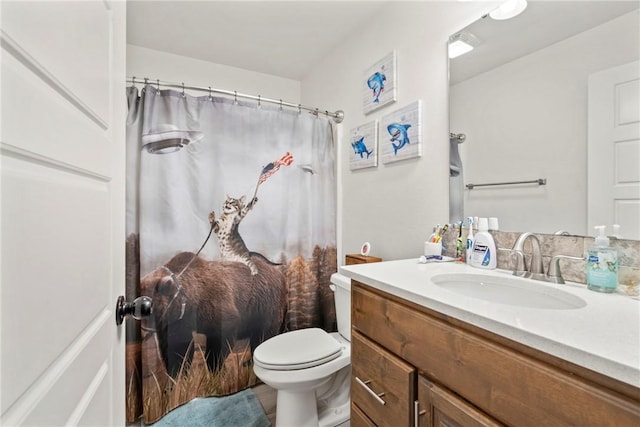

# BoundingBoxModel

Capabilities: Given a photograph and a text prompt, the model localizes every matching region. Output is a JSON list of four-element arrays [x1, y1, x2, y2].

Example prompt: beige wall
[[302, 1, 496, 262]]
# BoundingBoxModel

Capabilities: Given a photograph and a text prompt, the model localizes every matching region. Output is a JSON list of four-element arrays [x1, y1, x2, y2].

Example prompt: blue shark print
[[367, 72, 386, 103], [387, 123, 412, 155], [351, 137, 373, 159]]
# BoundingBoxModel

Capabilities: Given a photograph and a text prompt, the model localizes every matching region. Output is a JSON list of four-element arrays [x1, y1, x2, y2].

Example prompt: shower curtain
[[125, 85, 337, 424]]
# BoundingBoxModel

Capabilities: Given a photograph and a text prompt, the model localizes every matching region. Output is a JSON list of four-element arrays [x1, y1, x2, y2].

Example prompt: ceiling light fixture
[[448, 31, 480, 59], [489, 0, 528, 20]]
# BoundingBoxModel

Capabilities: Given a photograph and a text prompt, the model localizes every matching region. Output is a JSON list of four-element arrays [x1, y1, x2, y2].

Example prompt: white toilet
[[253, 273, 352, 427]]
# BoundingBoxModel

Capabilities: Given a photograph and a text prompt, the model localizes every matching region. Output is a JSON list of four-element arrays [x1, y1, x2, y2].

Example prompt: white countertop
[[340, 259, 640, 388]]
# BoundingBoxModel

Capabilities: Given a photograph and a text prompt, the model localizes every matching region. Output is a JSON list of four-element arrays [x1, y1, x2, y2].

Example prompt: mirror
[[449, 1, 639, 239]]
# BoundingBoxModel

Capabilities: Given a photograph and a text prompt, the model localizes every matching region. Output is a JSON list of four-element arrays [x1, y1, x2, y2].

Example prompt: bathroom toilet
[[253, 273, 351, 427]]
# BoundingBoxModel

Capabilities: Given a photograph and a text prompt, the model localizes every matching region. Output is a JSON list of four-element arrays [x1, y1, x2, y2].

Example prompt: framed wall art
[[349, 120, 378, 170], [380, 100, 422, 164], [362, 51, 397, 114]]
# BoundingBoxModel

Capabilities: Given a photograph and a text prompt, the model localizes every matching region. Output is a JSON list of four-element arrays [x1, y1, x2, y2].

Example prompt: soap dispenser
[[587, 226, 619, 293]]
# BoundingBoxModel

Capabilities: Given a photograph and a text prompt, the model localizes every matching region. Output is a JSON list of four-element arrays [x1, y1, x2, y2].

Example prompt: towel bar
[[466, 178, 546, 190]]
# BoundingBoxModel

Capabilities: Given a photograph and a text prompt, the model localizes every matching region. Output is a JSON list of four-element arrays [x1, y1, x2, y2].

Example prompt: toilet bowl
[[253, 273, 351, 427]]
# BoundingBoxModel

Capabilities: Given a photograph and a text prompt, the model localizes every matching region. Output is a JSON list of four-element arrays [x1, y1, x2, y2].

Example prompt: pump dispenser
[[587, 226, 619, 293]]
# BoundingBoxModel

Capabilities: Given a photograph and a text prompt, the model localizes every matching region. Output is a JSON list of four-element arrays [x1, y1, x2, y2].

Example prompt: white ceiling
[[126, 1, 389, 80], [127, 1, 640, 83]]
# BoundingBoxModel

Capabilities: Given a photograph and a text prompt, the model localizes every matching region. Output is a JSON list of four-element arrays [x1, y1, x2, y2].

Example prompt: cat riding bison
[[141, 153, 295, 377]]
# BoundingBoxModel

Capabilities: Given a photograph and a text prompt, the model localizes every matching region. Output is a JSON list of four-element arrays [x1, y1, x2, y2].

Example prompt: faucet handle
[[498, 248, 526, 273], [548, 255, 585, 284]]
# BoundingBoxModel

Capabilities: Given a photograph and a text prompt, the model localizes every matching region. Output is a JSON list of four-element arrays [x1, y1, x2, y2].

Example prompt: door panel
[[588, 61, 640, 239], [1, 0, 111, 123], [1, 1, 125, 425]]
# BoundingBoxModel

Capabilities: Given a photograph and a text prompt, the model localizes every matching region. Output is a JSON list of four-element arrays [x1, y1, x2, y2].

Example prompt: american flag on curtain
[[258, 151, 294, 184]]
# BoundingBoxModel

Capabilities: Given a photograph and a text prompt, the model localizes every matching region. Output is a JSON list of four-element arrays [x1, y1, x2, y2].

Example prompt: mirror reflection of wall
[[449, 1, 639, 238]]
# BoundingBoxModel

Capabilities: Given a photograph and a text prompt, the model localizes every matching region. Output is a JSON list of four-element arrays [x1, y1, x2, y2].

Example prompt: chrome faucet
[[512, 232, 544, 275], [506, 232, 585, 284]]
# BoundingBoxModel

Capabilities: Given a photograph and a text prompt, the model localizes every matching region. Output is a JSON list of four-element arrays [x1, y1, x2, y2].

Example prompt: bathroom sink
[[431, 273, 587, 310]]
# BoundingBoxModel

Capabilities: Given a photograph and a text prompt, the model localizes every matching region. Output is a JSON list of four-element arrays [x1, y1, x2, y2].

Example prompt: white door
[[1, 1, 126, 426], [588, 61, 640, 240]]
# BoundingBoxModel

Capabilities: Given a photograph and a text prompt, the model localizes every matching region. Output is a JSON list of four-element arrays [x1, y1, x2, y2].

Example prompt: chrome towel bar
[[466, 178, 547, 190]]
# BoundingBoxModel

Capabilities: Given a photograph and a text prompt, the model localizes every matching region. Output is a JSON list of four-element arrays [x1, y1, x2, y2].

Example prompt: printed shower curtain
[[125, 85, 337, 424]]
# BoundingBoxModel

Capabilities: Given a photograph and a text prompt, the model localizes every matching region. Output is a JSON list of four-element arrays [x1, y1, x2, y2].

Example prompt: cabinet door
[[351, 401, 377, 427], [417, 376, 504, 427], [352, 331, 416, 426]]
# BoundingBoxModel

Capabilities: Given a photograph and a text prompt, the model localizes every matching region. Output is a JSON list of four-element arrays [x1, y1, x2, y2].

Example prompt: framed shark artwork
[[380, 100, 422, 164], [349, 120, 378, 170], [363, 51, 397, 114]]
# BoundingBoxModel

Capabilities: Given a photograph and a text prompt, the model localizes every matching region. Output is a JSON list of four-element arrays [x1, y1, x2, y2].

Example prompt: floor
[[253, 383, 277, 426], [130, 384, 350, 426]]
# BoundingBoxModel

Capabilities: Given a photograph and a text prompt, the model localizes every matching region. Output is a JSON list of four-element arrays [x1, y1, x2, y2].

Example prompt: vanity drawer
[[351, 330, 415, 427], [352, 281, 640, 427]]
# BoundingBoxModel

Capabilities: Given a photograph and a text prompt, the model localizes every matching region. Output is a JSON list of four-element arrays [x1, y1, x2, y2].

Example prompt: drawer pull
[[414, 401, 427, 427], [355, 376, 386, 405]]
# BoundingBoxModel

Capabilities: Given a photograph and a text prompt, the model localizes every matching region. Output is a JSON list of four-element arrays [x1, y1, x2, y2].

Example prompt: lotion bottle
[[470, 218, 497, 269], [587, 226, 618, 293]]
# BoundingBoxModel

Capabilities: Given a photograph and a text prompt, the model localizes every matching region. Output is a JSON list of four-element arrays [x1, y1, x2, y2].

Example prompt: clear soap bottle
[[587, 226, 618, 293]]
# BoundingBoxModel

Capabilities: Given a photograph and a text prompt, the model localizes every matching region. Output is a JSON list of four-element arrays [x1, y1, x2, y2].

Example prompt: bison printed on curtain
[[125, 202, 337, 423]]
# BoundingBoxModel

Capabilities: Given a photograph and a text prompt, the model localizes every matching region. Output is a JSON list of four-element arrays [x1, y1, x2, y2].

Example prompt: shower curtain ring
[[258, 95, 261, 109], [234, 91, 238, 104], [181, 82, 186, 98], [156, 79, 161, 95], [208, 86, 213, 101], [132, 76, 136, 87], [279, 99, 283, 112], [298, 104, 302, 115]]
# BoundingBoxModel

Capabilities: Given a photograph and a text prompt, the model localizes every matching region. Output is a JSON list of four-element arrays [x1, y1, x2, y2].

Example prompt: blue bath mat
[[145, 389, 270, 427]]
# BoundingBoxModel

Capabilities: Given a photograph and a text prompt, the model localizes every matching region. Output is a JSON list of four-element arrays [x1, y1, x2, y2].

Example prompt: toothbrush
[[456, 221, 464, 260], [437, 224, 449, 242], [466, 217, 475, 264]]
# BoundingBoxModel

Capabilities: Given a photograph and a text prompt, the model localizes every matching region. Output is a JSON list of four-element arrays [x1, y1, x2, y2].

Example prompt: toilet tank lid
[[254, 328, 342, 368], [330, 273, 350, 291]]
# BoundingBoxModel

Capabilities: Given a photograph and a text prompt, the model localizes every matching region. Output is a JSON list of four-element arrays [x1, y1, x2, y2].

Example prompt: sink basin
[[431, 273, 587, 310]]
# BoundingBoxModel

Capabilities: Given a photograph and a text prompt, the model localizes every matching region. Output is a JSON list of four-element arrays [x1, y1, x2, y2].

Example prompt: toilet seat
[[253, 328, 343, 370]]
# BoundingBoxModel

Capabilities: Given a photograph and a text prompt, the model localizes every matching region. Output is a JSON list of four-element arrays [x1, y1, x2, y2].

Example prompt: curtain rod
[[127, 77, 344, 123]]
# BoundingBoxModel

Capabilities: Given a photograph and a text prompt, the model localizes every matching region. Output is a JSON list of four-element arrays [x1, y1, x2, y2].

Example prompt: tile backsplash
[[441, 229, 640, 293]]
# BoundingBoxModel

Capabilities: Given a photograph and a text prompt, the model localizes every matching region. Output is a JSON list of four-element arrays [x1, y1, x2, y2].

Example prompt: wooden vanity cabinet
[[350, 281, 640, 427]]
